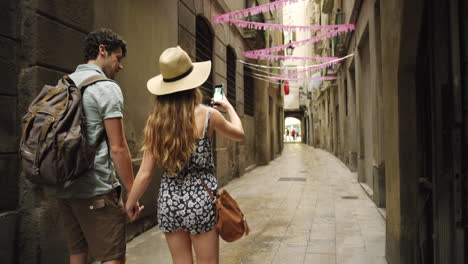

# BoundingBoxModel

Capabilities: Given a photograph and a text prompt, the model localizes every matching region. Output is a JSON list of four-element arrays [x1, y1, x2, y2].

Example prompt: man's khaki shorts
[[57, 189, 127, 262]]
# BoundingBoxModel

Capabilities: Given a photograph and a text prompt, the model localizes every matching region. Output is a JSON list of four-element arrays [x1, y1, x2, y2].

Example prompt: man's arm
[[104, 117, 134, 192]]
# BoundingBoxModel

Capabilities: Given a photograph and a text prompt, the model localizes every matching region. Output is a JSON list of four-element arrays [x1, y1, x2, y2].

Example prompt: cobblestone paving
[[127, 144, 387, 263]]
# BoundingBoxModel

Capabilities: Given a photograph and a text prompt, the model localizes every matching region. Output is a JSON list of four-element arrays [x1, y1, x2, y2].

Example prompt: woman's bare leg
[[164, 230, 193, 264], [191, 229, 219, 264]]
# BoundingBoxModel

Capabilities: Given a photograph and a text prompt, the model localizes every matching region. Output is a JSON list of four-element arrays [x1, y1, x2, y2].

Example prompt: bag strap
[[199, 176, 216, 202], [75, 74, 114, 184], [73, 74, 114, 148], [202, 108, 211, 138], [199, 108, 215, 200], [78, 74, 114, 90]]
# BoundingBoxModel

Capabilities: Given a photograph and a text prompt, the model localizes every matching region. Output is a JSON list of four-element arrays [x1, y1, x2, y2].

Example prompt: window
[[196, 16, 213, 104], [244, 66, 255, 116], [226, 46, 237, 109], [344, 78, 348, 116]]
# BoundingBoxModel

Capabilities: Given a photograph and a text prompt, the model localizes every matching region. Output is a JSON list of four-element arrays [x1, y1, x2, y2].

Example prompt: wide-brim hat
[[147, 46, 211, 95]]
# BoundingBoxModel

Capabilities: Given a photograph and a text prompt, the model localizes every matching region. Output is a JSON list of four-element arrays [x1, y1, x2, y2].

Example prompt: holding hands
[[126, 201, 145, 222]]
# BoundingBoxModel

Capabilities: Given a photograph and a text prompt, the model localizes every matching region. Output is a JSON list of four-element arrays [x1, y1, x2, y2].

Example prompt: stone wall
[[311, 0, 386, 207], [1, 0, 284, 262], [381, 0, 425, 262], [0, 1, 21, 262], [1, 0, 177, 262], [177, 0, 283, 185]]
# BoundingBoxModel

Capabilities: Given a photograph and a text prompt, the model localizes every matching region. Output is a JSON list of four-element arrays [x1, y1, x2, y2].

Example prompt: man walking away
[[56, 28, 142, 264]]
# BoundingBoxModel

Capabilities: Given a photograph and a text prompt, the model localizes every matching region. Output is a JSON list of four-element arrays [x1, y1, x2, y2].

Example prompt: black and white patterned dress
[[157, 108, 218, 235]]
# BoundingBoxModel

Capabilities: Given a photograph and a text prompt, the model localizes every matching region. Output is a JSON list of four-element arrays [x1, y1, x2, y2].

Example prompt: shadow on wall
[[13, 0, 178, 263]]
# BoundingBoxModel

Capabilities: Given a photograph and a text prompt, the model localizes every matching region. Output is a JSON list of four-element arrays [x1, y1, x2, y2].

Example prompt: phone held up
[[212, 84, 224, 106]]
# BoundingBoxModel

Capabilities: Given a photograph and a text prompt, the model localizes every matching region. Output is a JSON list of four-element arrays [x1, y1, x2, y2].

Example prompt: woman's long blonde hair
[[142, 88, 203, 175]]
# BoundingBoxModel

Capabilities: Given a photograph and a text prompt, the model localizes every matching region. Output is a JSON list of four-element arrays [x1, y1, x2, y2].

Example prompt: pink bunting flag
[[214, 0, 299, 23], [276, 76, 338, 81], [269, 57, 349, 81], [226, 19, 355, 33], [246, 54, 339, 61], [244, 28, 352, 56]]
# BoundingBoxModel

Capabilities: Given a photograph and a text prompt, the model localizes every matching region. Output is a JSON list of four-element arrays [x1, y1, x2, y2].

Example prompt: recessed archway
[[284, 117, 302, 142]]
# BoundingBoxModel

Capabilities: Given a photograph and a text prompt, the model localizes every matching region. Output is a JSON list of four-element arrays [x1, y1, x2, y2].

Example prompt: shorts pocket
[[89, 199, 106, 210], [103, 191, 126, 216], [104, 192, 120, 208]]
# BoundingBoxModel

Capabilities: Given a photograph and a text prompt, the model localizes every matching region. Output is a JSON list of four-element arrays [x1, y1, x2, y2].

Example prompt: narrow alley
[[127, 144, 386, 264], [3, 0, 467, 263]]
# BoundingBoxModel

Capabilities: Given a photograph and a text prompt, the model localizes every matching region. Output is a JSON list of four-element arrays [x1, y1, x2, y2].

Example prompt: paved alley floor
[[126, 144, 387, 264]]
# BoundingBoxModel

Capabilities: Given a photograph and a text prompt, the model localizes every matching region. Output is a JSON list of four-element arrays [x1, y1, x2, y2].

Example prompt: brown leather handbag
[[201, 181, 250, 242]]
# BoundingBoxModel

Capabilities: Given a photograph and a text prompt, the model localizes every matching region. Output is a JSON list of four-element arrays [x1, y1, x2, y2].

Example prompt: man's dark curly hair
[[84, 28, 127, 62]]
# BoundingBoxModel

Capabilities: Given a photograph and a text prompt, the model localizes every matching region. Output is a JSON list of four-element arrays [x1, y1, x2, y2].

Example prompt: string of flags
[[214, 0, 355, 85]]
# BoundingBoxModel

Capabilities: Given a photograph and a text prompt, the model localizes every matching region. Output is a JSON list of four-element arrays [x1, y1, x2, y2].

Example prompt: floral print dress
[[157, 108, 218, 235]]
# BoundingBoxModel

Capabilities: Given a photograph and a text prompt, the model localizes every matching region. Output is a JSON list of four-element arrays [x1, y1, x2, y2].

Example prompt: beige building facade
[[310, 0, 468, 263], [282, 1, 316, 145], [0, 0, 284, 262], [308, 0, 385, 207]]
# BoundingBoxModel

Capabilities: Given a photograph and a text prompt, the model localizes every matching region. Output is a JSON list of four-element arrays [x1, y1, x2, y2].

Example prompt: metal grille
[[278, 177, 306, 182], [341, 196, 358, 199], [226, 47, 236, 109], [196, 16, 213, 104], [244, 66, 254, 116]]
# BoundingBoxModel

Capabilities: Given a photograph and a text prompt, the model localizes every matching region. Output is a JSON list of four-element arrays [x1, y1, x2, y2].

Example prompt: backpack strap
[[78, 75, 114, 90], [73, 74, 114, 147], [202, 108, 211, 138], [78, 75, 118, 187]]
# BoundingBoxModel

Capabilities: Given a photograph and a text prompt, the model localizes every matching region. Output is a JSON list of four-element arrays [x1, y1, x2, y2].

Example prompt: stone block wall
[[1, 0, 283, 262], [312, 0, 386, 207], [178, 0, 261, 186], [2, 0, 178, 262], [11, 1, 94, 262], [0, 0, 20, 213], [0, 0, 23, 262]]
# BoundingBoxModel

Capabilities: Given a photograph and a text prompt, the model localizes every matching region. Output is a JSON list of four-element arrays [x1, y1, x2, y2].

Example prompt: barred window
[[244, 66, 255, 116], [226, 46, 236, 109], [196, 16, 213, 104]]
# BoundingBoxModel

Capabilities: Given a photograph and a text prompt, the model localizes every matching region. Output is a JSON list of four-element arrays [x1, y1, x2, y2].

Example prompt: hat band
[[163, 66, 194, 82]]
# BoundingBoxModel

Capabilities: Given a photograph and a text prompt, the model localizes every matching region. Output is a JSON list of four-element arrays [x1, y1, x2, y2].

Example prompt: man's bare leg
[[70, 252, 87, 264], [103, 256, 125, 264]]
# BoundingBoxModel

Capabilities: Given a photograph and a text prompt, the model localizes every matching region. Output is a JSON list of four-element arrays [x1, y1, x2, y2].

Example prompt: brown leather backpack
[[19, 75, 112, 188], [201, 181, 250, 242]]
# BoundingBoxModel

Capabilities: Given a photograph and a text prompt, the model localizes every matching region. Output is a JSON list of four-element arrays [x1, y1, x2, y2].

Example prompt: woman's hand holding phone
[[211, 97, 233, 113]]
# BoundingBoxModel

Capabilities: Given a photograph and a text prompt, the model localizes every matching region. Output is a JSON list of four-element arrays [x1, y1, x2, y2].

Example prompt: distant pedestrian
[[126, 46, 245, 263], [56, 28, 142, 264], [285, 128, 290, 141], [291, 129, 296, 140]]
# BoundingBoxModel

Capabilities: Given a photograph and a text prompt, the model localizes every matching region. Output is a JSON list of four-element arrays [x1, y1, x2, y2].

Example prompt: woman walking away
[[126, 46, 244, 264]]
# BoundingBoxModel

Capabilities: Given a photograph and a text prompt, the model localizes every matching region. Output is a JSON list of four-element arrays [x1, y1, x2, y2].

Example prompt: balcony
[[325, 64, 338, 75], [314, 39, 324, 55], [243, 1, 265, 39], [322, 0, 334, 14], [299, 87, 312, 109], [332, 12, 346, 57]]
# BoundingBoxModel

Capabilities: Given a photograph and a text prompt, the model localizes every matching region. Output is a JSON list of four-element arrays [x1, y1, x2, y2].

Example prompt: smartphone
[[213, 84, 224, 106]]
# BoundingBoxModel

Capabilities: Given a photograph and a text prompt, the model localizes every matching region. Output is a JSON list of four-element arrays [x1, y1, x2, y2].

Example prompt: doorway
[[414, 0, 467, 263]]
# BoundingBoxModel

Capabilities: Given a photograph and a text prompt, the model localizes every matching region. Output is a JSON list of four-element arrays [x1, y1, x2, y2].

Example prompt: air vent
[[278, 177, 306, 182], [341, 196, 359, 199]]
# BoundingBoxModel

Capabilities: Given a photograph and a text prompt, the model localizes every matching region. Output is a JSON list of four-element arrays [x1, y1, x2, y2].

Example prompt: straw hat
[[147, 46, 211, 95]]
